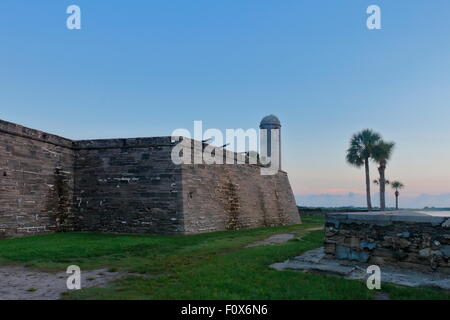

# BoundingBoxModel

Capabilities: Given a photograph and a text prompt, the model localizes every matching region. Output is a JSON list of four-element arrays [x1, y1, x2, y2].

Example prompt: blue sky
[[1, 1, 450, 207]]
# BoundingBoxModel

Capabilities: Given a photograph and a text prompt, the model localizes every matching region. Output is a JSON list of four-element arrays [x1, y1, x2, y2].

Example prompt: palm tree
[[373, 178, 390, 185], [372, 140, 395, 211], [374, 178, 390, 197], [390, 181, 405, 210], [346, 129, 381, 211]]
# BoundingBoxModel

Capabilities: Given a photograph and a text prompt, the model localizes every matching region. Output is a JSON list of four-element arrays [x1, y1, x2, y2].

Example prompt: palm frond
[[390, 180, 405, 190], [372, 140, 395, 163], [346, 129, 382, 168]]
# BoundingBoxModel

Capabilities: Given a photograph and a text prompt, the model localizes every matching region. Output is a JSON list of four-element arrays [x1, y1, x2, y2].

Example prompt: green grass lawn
[[0, 216, 448, 300]]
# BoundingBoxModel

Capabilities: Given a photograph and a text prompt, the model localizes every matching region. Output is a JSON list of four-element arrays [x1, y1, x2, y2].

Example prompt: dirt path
[[245, 227, 323, 248], [0, 266, 146, 300]]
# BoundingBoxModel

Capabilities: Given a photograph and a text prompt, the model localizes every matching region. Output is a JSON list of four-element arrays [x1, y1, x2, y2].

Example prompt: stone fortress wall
[[182, 164, 299, 234], [0, 120, 76, 237], [0, 118, 300, 237], [73, 137, 184, 235]]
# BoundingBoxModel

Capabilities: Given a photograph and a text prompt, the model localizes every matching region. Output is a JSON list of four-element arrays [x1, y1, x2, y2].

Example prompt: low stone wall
[[325, 212, 450, 274]]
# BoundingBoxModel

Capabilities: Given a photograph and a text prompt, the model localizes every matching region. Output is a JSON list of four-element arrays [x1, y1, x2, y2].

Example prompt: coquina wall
[[74, 137, 300, 234], [0, 120, 301, 237], [0, 120, 75, 237], [182, 164, 300, 233], [179, 138, 300, 233], [73, 137, 184, 234], [325, 212, 450, 274]]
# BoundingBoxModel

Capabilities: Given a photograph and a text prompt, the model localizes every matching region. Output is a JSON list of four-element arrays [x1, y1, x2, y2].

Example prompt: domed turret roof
[[260, 114, 281, 127]]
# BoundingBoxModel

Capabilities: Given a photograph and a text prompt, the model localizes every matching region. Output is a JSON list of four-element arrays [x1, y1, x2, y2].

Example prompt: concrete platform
[[326, 210, 450, 227], [271, 248, 450, 291]]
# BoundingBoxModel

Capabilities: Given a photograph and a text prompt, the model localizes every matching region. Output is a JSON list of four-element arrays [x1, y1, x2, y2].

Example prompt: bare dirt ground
[[0, 266, 146, 300], [245, 227, 323, 248]]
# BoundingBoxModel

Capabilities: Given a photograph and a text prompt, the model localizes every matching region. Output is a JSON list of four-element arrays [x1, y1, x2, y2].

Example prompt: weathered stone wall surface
[[325, 212, 450, 274], [73, 137, 184, 234], [182, 164, 301, 234], [0, 120, 75, 237], [0, 120, 301, 237]]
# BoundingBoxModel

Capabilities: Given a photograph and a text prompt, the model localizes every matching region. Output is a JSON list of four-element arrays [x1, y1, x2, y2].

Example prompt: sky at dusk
[[1, 1, 450, 207]]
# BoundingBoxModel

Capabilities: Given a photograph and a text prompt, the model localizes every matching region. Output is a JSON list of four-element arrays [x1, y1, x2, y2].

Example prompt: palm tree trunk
[[364, 158, 372, 211], [378, 162, 386, 211], [395, 191, 399, 210]]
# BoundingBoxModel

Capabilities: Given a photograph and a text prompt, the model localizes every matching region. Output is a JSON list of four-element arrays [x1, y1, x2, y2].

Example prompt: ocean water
[[417, 211, 450, 217]]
